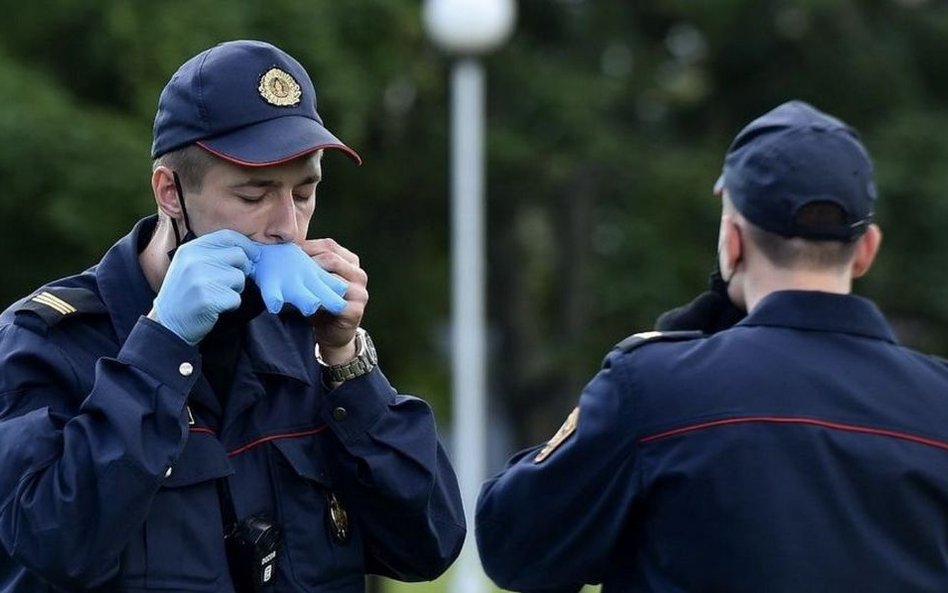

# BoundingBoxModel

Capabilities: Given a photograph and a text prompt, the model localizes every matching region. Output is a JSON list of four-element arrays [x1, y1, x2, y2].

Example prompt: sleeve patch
[[534, 407, 580, 463]]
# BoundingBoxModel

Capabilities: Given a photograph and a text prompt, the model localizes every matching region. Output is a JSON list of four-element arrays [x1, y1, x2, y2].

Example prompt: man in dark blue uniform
[[476, 100, 948, 592], [0, 40, 464, 592]]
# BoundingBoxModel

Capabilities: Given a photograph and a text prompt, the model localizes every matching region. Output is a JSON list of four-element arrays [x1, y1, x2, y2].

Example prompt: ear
[[851, 224, 882, 279], [718, 214, 743, 281], [152, 166, 183, 220]]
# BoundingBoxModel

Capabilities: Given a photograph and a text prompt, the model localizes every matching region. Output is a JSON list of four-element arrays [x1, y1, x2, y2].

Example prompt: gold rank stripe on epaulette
[[632, 331, 662, 341], [614, 330, 704, 354], [534, 406, 580, 463], [14, 286, 106, 329], [31, 291, 77, 315]]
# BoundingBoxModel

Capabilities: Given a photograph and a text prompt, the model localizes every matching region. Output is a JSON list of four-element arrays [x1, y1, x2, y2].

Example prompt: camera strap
[[218, 478, 254, 593], [216, 478, 239, 536]]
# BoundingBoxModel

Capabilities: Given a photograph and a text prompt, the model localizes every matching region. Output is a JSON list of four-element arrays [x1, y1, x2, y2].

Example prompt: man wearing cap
[[0, 40, 464, 592], [475, 100, 948, 592]]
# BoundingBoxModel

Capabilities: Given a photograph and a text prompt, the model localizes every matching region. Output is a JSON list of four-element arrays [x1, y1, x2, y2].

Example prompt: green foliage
[[1, 0, 947, 446], [0, 49, 149, 293]]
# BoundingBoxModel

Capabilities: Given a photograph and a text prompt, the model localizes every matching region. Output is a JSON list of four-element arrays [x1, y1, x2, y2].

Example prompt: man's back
[[477, 290, 948, 592], [626, 290, 948, 591]]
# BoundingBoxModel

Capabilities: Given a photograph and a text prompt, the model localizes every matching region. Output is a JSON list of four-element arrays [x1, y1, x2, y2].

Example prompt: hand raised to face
[[151, 229, 262, 345], [250, 242, 348, 317]]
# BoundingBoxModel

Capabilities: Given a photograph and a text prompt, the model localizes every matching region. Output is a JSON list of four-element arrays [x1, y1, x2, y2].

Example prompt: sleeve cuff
[[321, 367, 394, 443], [117, 316, 202, 394]]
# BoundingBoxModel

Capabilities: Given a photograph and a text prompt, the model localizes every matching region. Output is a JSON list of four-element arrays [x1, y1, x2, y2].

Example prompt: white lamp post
[[422, 2, 515, 593]]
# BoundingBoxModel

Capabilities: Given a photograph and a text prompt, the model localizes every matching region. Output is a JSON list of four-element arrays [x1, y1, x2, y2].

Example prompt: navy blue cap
[[715, 100, 876, 241], [152, 40, 361, 166]]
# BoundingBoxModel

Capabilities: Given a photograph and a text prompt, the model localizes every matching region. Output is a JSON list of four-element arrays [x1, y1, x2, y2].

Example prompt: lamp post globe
[[423, 0, 516, 55]]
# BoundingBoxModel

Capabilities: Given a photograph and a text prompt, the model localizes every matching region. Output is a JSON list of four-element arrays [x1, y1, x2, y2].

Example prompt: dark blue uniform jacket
[[477, 290, 948, 592], [0, 217, 465, 592]]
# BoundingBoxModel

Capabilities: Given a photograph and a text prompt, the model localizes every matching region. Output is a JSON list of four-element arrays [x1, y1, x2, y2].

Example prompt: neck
[[743, 268, 852, 312], [139, 219, 176, 293]]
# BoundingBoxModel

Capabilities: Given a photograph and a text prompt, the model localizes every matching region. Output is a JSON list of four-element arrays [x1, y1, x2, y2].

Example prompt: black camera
[[225, 515, 282, 593]]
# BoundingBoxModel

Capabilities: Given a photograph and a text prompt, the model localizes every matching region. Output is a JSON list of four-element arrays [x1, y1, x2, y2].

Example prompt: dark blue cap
[[152, 40, 361, 166], [715, 100, 876, 241]]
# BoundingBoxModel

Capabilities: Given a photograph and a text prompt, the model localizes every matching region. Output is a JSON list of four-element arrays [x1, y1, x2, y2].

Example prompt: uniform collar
[[244, 313, 314, 386], [737, 290, 898, 343], [96, 216, 314, 385], [96, 216, 160, 344]]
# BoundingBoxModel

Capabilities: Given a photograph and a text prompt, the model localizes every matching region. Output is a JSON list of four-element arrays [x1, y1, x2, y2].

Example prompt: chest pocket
[[270, 437, 365, 590], [121, 432, 234, 591]]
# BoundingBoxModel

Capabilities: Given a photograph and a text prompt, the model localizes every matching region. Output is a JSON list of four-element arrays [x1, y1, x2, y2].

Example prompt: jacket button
[[332, 406, 348, 422], [164, 466, 173, 478], [179, 362, 194, 377]]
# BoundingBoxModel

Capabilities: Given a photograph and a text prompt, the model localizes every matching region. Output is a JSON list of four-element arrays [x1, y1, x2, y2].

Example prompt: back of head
[[716, 101, 877, 268]]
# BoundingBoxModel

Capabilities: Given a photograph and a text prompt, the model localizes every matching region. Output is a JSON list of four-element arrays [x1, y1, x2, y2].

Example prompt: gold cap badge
[[258, 67, 302, 107]]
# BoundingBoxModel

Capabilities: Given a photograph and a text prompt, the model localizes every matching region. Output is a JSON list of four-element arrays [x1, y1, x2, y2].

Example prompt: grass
[[380, 571, 602, 593], [380, 567, 501, 593]]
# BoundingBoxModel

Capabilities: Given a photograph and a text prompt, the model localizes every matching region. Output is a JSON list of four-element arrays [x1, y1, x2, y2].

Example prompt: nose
[[265, 192, 301, 244]]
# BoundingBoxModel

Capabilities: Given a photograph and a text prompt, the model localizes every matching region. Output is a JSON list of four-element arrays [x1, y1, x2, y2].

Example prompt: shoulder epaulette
[[614, 330, 704, 354], [14, 287, 106, 326]]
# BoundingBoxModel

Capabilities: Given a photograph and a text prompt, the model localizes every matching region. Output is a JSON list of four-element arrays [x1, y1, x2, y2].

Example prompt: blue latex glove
[[250, 242, 348, 316], [152, 230, 261, 345]]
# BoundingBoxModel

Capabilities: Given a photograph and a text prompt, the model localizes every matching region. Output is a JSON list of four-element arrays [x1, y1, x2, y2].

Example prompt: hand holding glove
[[151, 230, 261, 345], [654, 269, 746, 334], [250, 242, 349, 316]]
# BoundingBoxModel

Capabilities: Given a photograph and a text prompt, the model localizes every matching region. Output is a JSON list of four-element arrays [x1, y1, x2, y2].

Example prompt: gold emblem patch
[[534, 406, 580, 463], [327, 491, 350, 544], [258, 67, 302, 107]]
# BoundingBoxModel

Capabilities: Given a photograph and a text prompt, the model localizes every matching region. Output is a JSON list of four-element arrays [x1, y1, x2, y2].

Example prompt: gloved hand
[[250, 242, 348, 316], [654, 269, 746, 333], [151, 230, 261, 345]]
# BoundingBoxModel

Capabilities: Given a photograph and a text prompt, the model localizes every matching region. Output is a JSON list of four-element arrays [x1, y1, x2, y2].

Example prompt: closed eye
[[236, 193, 265, 204], [293, 184, 317, 203]]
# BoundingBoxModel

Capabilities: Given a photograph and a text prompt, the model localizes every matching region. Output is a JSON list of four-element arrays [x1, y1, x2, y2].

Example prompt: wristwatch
[[315, 327, 378, 382]]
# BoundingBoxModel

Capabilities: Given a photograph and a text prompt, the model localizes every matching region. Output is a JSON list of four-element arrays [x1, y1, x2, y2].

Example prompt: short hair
[[744, 201, 859, 269], [152, 144, 220, 192]]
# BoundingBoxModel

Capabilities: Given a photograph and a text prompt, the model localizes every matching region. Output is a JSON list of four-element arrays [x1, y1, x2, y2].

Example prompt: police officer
[[475, 100, 948, 592], [0, 40, 464, 592]]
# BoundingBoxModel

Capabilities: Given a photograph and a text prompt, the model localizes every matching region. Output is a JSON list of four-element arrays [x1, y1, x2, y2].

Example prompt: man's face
[[183, 152, 322, 245]]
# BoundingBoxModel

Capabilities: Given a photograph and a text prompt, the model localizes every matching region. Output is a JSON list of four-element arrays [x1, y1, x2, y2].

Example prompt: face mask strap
[[166, 171, 199, 261], [171, 171, 195, 248]]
